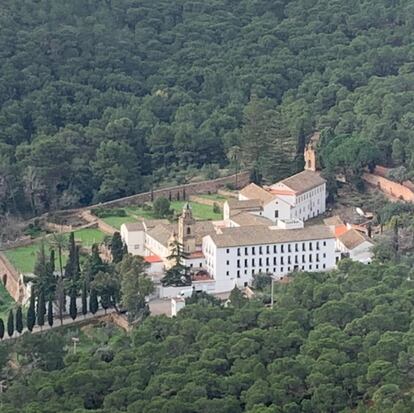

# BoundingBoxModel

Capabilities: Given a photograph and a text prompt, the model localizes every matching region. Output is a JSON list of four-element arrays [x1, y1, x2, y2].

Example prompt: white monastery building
[[120, 142, 372, 297]]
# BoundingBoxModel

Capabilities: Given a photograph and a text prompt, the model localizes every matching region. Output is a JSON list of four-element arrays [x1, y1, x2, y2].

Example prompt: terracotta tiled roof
[[227, 198, 263, 211], [278, 170, 326, 194], [338, 229, 373, 250], [323, 216, 344, 226], [334, 225, 348, 237], [230, 212, 272, 227], [144, 255, 163, 263], [210, 224, 334, 248], [123, 222, 145, 231], [239, 183, 275, 204]]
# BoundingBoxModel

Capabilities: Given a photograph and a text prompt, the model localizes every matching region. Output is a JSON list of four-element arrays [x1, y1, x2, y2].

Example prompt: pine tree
[[81, 281, 88, 317], [89, 289, 98, 314], [27, 293, 36, 332], [111, 232, 124, 263], [69, 288, 77, 320], [161, 240, 191, 287], [229, 286, 248, 308], [0, 318, 4, 340], [47, 299, 54, 327], [7, 309, 14, 337], [37, 291, 46, 328], [15, 306, 23, 334]]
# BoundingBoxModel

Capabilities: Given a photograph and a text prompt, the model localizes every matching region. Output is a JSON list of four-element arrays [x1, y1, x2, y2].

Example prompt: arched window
[[307, 159, 312, 169], [187, 227, 191, 235]]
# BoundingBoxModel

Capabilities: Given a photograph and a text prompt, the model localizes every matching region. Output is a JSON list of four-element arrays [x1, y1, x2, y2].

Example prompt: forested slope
[[1, 0, 413, 214], [2, 260, 414, 412]]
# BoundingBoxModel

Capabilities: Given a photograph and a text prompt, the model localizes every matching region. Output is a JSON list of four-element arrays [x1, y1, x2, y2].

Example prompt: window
[[281, 267, 284, 273], [190, 263, 193, 268], [244, 259, 248, 267], [302, 242, 306, 251], [275, 210, 279, 218], [259, 246, 262, 254], [252, 247, 256, 255], [237, 270, 240, 278], [245, 247, 248, 255], [281, 244, 284, 253], [237, 260, 240, 268], [259, 258, 262, 266], [266, 257, 269, 266], [316, 254, 319, 262], [323, 253, 326, 258], [226, 271, 229, 276], [295, 256, 298, 263], [323, 264, 326, 269], [323, 241, 326, 246], [288, 244, 291, 253], [281, 257, 284, 265], [316, 264, 319, 269], [273, 257, 277, 265], [187, 227, 191, 235], [273, 245, 277, 253], [302, 255, 305, 263], [316, 241, 320, 250], [309, 265, 312, 270], [309, 243, 313, 251], [226, 260, 229, 265], [266, 246, 270, 254], [199, 263, 202, 267], [237, 248, 241, 256], [295, 244, 299, 252], [309, 254, 312, 262], [252, 259, 255, 267], [226, 249, 230, 253], [288, 256, 291, 264]]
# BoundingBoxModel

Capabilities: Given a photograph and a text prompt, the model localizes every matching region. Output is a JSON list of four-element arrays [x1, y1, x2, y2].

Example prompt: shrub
[[92, 208, 127, 218]]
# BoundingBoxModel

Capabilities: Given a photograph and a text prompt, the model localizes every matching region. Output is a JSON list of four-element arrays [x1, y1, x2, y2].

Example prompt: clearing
[[100, 200, 223, 229], [4, 228, 106, 274]]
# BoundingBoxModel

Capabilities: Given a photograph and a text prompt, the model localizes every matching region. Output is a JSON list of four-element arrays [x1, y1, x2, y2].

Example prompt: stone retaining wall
[[0, 252, 25, 302], [95, 171, 249, 209], [363, 173, 414, 202]]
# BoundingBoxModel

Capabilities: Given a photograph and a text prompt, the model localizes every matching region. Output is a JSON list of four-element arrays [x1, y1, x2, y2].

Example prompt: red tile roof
[[144, 255, 162, 263]]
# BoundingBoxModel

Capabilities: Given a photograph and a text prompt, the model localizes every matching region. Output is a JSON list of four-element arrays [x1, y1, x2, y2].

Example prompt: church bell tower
[[178, 203, 196, 253]]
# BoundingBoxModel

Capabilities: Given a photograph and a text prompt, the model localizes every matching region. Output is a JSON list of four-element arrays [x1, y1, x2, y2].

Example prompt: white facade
[[336, 237, 374, 264], [203, 233, 337, 291], [269, 182, 326, 221], [120, 224, 145, 255]]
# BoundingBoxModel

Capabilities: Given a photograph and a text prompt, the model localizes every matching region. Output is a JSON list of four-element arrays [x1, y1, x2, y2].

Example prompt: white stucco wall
[[120, 225, 145, 256]]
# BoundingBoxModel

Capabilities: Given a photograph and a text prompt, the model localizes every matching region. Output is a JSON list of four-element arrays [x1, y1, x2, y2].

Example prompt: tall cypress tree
[[81, 281, 88, 317], [15, 306, 23, 334], [89, 289, 98, 315], [111, 232, 124, 263], [27, 293, 36, 332], [37, 291, 46, 329], [55, 277, 66, 326], [47, 299, 54, 327], [0, 318, 4, 340], [49, 249, 55, 273], [69, 288, 77, 320], [65, 232, 76, 278], [7, 309, 14, 337]]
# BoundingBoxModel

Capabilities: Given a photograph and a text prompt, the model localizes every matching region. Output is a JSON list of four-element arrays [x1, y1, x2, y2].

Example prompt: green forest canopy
[[2, 260, 414, 412], [1, 0, 414, 215]]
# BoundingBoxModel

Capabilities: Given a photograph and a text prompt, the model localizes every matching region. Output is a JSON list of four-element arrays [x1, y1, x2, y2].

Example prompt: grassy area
[[170, 201, 222, 220], [0, 282, 15, 320], [101, 200, 223, 229], [4, 228, 106, 274], [199, 194, 227, 201]]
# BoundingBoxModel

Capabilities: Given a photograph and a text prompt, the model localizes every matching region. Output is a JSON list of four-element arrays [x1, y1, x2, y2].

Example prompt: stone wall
[[95, 171, 250, 209], [363, 172, 414, 202], [0, 252, 26, 302]]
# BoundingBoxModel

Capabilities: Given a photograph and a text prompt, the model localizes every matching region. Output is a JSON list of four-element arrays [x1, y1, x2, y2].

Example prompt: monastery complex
[[121, 138, 374, 297]]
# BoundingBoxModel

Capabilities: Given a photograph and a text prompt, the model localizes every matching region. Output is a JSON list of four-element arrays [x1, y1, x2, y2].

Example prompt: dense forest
[[1, 260, 414, 412], [1, 0, 414, 216]]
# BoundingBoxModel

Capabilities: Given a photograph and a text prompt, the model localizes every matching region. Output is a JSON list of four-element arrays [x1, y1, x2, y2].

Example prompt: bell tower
[[178, 203, 196, 253], [304, 132, 320, 172]]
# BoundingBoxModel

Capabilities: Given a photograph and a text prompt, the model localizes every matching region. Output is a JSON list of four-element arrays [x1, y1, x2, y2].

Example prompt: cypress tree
[[89, 289, 98, 314], [177, 191, 180, 201], [101, 293, 110, 314], [69, 288, 77, 320], [0, 318, 4, 340], [47, 299, 54, 327], [37, 291, 46, 328], [27, 293, 36, 332], [81, 281, 88, 317], [111, 232, 124, 263], [55, 277, 66, 326], [65, 232, 76, 278], [7, 309, 14, 337], [15, 306, 23, 334], [168, 191, 172, 201], [49, 249, 55, 273], [182, 188, 186, 200]]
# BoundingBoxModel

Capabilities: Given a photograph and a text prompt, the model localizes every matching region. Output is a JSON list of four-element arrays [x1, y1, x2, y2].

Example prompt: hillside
[[1, 0, 413, 216], [1, 260, 414, 412]]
